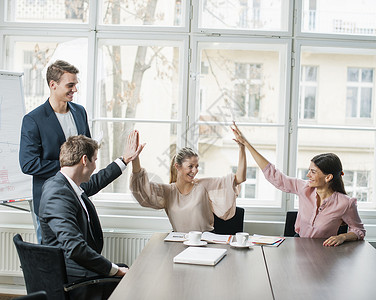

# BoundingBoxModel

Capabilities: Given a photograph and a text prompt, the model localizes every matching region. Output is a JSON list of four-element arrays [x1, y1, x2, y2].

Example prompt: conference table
[[109, 233, 376, 300]]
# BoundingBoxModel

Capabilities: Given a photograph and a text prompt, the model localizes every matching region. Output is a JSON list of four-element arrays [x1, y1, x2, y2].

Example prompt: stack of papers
[[173, 247, 227, 266], [249, 234, 285, 247], [164, 232, 233, 244]]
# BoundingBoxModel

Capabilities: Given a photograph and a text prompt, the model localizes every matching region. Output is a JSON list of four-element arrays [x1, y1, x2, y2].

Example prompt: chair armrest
[[64, 276, 122, 292]]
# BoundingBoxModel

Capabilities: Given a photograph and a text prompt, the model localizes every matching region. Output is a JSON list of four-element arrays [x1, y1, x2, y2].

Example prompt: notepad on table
[[173, 247, 227, 266], [249, 234, 285, 247], [202, 232, 233, 244]]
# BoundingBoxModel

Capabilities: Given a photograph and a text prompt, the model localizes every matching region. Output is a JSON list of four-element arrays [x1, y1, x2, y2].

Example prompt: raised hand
[[230, 121, 248, 146], [123, 130, 145, 164]]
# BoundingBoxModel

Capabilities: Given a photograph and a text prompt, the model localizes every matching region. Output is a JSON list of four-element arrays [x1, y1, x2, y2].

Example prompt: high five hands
[[231, 121, 248, 147]]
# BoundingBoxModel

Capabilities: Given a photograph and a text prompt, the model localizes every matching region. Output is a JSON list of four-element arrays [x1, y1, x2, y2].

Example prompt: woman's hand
[[323, 234, 346, 247], [230, 121, 248, 147]]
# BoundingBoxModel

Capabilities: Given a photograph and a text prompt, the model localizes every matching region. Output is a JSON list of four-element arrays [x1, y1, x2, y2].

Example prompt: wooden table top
[[263, 237, 376, 300], [110, 233, 376, 300], [109, 232, 273, 300]]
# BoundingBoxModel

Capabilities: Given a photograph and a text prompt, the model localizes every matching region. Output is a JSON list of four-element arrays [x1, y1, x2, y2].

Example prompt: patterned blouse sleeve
[[129, 168, 169, 209], [342, 197, 366, 240], [262, 163, 307, 195], [199, 173, 241, 221]]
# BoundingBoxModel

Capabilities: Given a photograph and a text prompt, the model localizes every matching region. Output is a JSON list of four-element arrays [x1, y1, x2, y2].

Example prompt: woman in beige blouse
[[130, 125, 247, 232]]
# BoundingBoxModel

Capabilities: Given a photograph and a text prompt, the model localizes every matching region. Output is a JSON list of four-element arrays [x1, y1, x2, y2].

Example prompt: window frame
[[2, 0, 376, 224]]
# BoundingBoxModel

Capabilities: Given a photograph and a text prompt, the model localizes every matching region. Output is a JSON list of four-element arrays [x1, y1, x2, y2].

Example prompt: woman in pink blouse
[[231, 123, 365, 247], [129, 127, 247, 233]]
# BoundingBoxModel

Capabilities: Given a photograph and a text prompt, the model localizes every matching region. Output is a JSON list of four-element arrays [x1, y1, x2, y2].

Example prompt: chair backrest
[[283, 211, 349, 237], [15, 291, 48, 300], [13, 234, 68, 300], [213, 207, 245, 235], [284, 211, 298, 237]]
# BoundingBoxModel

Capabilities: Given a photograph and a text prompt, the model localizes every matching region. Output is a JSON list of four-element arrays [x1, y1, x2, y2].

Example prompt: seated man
[[39, 131, 143, 299]]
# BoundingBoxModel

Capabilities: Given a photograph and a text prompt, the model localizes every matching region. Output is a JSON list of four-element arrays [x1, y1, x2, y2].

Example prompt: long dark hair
[[311, 153, 346, 194], [169, 147, 198, 184]]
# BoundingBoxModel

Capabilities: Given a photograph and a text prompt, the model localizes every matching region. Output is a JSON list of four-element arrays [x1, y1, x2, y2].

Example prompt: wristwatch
[[119, 156, 127, 166]]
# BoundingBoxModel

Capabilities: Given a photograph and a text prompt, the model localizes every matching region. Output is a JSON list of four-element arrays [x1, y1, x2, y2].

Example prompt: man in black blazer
[[19, 60, 91, 243], [39, 132, 143, 299]]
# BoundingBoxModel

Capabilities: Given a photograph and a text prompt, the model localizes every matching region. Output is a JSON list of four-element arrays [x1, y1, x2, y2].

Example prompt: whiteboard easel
[[0, 71, 34, 223]]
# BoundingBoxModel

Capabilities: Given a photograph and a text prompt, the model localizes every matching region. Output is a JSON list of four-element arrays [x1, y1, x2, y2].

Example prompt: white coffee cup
[[236, 232, 249, 246], [184, 231, 202, 244]]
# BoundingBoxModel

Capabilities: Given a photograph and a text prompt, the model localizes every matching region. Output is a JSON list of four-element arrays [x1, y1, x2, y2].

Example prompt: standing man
[[39, 131, 144, 299], [19, 60, 91, 242]]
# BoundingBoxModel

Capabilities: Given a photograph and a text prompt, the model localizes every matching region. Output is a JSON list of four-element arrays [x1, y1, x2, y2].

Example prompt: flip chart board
[[0, 71, 32, 201]]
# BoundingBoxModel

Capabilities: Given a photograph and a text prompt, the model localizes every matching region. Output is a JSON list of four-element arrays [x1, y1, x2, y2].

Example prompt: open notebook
[[173, 247, 227, 266]]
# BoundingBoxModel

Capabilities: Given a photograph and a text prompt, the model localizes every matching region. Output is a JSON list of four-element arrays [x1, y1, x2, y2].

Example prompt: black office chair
[[213, 207, 245, 235], [284, 211, 298, 237], [13, 234, 121, 300], [283, 211, 348, 237], [15, 291, 48, 300]]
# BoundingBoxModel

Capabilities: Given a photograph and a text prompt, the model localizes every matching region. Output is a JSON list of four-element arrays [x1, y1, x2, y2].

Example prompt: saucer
[[230, 241, 252, 248], [183, 240, 207, 247]]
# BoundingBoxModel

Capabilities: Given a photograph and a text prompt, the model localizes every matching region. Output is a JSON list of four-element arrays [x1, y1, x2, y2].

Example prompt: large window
[[2, 0, 376, 215]]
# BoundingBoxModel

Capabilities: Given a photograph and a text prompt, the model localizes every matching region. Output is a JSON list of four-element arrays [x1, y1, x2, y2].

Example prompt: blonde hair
[[169, 147, 198, 183]]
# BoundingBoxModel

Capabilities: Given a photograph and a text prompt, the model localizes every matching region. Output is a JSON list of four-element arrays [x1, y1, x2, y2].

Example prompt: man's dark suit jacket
[[19, 99, 91, 214], [39, 162, 122, 279]]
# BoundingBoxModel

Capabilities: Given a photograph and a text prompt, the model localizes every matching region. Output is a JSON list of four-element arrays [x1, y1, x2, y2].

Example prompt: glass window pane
[[199, 0, 288, 31], [5, 0, 89, 23], [357, 171, 369, 187], [97, 39, 183, 121], [245, 184, 256, 198], [4, 36, 89, 112], [99, 0, 184, 27], [297, 128, 375, 203], [301, 46, 376, 124], [347, 68, 359, 82], [343, 171, 354, 187], [362, 68, 373, 82], [94, 121, 177, 194], [303, 86, 316, 119], [305, 66, 317, 81], [196, 125, 284, 207], [360, 88, 372, 118], [302, 0, 376, 36], [198, 43, 286, 123], [346, 87, 358, 118]]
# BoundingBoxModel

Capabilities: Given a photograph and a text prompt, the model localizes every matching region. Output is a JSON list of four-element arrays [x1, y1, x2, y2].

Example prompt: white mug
[[184, 231, 202, 244], [236, 232, 249, 246]]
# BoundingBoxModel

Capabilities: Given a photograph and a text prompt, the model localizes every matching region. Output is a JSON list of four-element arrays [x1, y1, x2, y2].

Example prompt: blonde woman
[[130, 127, 246, 232]]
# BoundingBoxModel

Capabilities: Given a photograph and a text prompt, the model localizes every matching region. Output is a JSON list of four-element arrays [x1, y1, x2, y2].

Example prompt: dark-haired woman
[[129, 128, 246, 232], [231, 123, 365, 247]]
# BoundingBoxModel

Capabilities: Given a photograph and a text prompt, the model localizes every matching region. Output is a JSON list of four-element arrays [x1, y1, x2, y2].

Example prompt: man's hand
[[123, 130, 145, 164], [115, 267, 128, 276]]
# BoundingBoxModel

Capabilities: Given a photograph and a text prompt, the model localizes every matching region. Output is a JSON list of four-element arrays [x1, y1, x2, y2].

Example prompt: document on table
[[201, 232, 233, 244], [164, 232, 186, 242], [164, 232, 233, 244], [173, 247, 227, 266], [249, 234, 285, 247]]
